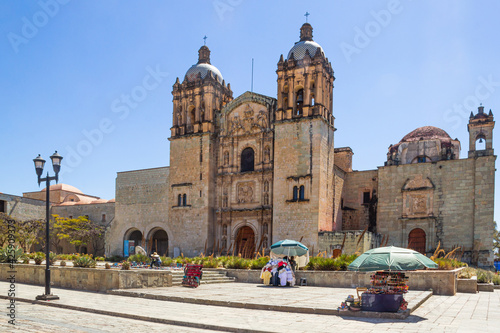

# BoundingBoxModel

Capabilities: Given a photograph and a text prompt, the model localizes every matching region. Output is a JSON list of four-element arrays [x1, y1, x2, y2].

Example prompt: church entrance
[[150, 229, 168, 256], [408, 228, 426, 254], [235, 226, 255, 258]]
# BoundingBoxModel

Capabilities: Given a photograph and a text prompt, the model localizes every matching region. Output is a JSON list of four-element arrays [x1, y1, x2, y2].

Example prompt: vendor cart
[[182, 264, 203, 288]]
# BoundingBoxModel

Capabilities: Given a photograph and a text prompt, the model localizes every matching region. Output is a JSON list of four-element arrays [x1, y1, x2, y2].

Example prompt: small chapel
[[101, 22, 495, 268]]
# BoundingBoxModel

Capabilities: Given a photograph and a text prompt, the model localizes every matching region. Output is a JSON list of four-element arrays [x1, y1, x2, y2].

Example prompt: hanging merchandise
[[259, 258, 296, 287]]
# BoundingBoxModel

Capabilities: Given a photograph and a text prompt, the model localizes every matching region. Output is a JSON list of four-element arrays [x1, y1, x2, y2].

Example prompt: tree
[[0, 213, 44, 252], [53, 215, 105, 255]]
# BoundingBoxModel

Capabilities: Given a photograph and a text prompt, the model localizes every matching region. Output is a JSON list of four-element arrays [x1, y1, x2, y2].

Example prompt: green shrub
[[202, 257, 220, 268], [225, 257, 250, 269], [105, 255, 125, 262], [95, 256, 105, 261], [49, 252, 57, 265], [121, 261, 130, 270], [22, 257, 30, 264], [72, 255, 96, 268], [34, 253, 44, 265], [493, 274, 500, 285], [477, 269, 495, 283], [160, 256, 173, 267], [457, 267, 477, 279], [249, 256, 269, 270], [60, 260, 66, 267], [0, 246, 25, 263], [434, 258, 467, 270], [127, 253, 150, 263]]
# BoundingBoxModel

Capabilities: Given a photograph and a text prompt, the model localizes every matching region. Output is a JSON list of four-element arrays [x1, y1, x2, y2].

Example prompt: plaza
[[1, 281, 499, 332]]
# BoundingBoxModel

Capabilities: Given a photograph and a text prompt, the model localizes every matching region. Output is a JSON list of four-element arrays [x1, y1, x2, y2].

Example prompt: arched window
[[299, 185, 305, 200], [293, 186, 298, 201], [295, 89, 304, 115], [241, 147, 255, 172], [182, 194, 187, 206], [178, 194, 182, 206]]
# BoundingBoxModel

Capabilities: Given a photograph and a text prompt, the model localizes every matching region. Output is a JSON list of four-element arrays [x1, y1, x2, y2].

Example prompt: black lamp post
[[33, 151, 62, 301]]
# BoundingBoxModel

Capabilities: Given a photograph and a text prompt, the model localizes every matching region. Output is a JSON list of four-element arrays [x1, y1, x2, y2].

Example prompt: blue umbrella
[[270, 239, 308, 257]]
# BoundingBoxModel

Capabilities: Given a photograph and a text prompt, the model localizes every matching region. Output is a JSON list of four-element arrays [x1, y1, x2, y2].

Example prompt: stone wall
[[224, 268, 460, 295], [108, 167, 170, 257], [272, 117, 335, 250], [377, 156, 495, 267], [0, 264, 172, 292], [341, 169, 378, 231], [168, 133, 216, 257], [334, 147, 353, 172], [318, 230, 380, 254], [0, 193, 45, 221]]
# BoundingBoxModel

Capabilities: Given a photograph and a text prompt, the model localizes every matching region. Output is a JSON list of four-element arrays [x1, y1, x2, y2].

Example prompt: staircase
[[171, 269, 236, 286]]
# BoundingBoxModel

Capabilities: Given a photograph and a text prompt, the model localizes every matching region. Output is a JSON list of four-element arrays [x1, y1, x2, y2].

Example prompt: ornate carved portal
[[402, 174, 434, 218]]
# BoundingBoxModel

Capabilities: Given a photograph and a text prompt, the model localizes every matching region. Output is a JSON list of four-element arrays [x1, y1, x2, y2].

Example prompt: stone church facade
[[106, 23, 496, 268]]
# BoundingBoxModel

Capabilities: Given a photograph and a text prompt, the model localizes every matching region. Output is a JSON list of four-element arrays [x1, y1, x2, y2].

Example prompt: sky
[[1, 0, 499, 223]]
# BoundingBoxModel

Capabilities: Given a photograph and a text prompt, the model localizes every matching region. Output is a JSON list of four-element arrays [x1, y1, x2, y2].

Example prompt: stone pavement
[[0, 281, 499, 332], [109, 283, 431, 318]]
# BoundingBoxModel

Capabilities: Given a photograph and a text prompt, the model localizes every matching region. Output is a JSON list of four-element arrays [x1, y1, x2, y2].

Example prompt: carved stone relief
[[237, 182, 254, 203]]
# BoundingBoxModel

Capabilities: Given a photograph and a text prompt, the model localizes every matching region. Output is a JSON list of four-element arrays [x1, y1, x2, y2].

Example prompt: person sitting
[[150, 252, 161, 268], [289, 256, 297, 272]]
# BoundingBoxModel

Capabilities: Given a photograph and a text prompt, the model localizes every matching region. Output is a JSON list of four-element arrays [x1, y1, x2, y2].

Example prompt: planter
[[457, 277, 477, 293], [477, 282, 494, 292]]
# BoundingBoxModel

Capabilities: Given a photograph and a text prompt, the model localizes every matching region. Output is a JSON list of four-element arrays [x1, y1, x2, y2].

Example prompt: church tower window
[[182, 194, 187, 206], [293, 186, 298, 201], [299, 185, 305, 200], [241, 147, 255, 172], [178, 194, 182, 206], [295, 89, 304, 115]]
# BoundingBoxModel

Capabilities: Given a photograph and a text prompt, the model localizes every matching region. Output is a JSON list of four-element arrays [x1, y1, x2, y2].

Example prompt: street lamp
[[33, 151, 63, 301]]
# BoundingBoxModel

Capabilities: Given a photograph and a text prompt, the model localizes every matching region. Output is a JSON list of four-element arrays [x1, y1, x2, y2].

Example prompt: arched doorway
[[408, 228, 426, 254], [235, 226, 255, 258], [150, 229, 168, 256], [124, 229, 143, 256]]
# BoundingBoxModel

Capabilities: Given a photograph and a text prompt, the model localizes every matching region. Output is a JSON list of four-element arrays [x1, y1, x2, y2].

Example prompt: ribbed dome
[[185, 63, 223, 83], [184, 45, 223, 84], [287, 23, 325, 60], [400, 126, 452, 143], [288, 40, 324, 60]]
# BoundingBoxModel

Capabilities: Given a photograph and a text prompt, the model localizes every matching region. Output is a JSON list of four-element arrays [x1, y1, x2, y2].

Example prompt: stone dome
[[287, 23, 325, 60], [184, 45, 223, 84], [400, 126, 452, 143]]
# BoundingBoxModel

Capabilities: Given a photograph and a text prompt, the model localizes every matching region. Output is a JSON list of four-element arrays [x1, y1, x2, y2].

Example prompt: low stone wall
[[457, 277, 477, 293], [224, 268, 461, 296], [0, 264, 172, 292]]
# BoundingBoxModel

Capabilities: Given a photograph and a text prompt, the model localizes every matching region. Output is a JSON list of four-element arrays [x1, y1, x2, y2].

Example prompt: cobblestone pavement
[[0, 302, 215, 333], [1, 282, 499, 332]]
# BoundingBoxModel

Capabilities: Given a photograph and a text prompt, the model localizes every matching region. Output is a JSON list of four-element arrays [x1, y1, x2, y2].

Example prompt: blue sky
[[1, 1, 499, 223]]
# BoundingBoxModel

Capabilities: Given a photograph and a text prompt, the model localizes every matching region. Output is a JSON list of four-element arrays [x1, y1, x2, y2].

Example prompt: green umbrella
[[270, 239, 308, 257], [347, 246, 438, 271]]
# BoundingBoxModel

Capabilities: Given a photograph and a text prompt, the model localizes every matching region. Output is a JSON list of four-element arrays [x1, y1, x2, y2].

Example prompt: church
[[100, 23, 495, 267]]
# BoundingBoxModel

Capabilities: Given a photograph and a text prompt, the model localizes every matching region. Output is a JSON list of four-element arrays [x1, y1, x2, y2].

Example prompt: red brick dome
[[400, 126, 452, 143]]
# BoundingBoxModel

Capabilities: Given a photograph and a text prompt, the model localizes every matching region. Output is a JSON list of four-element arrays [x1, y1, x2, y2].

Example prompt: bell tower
[[273, 23, 336, 250], [276, 23, 335, 122], [468, 105, 495, 157], [168, 44, 232, 256], [171, 45, 232, 137]]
